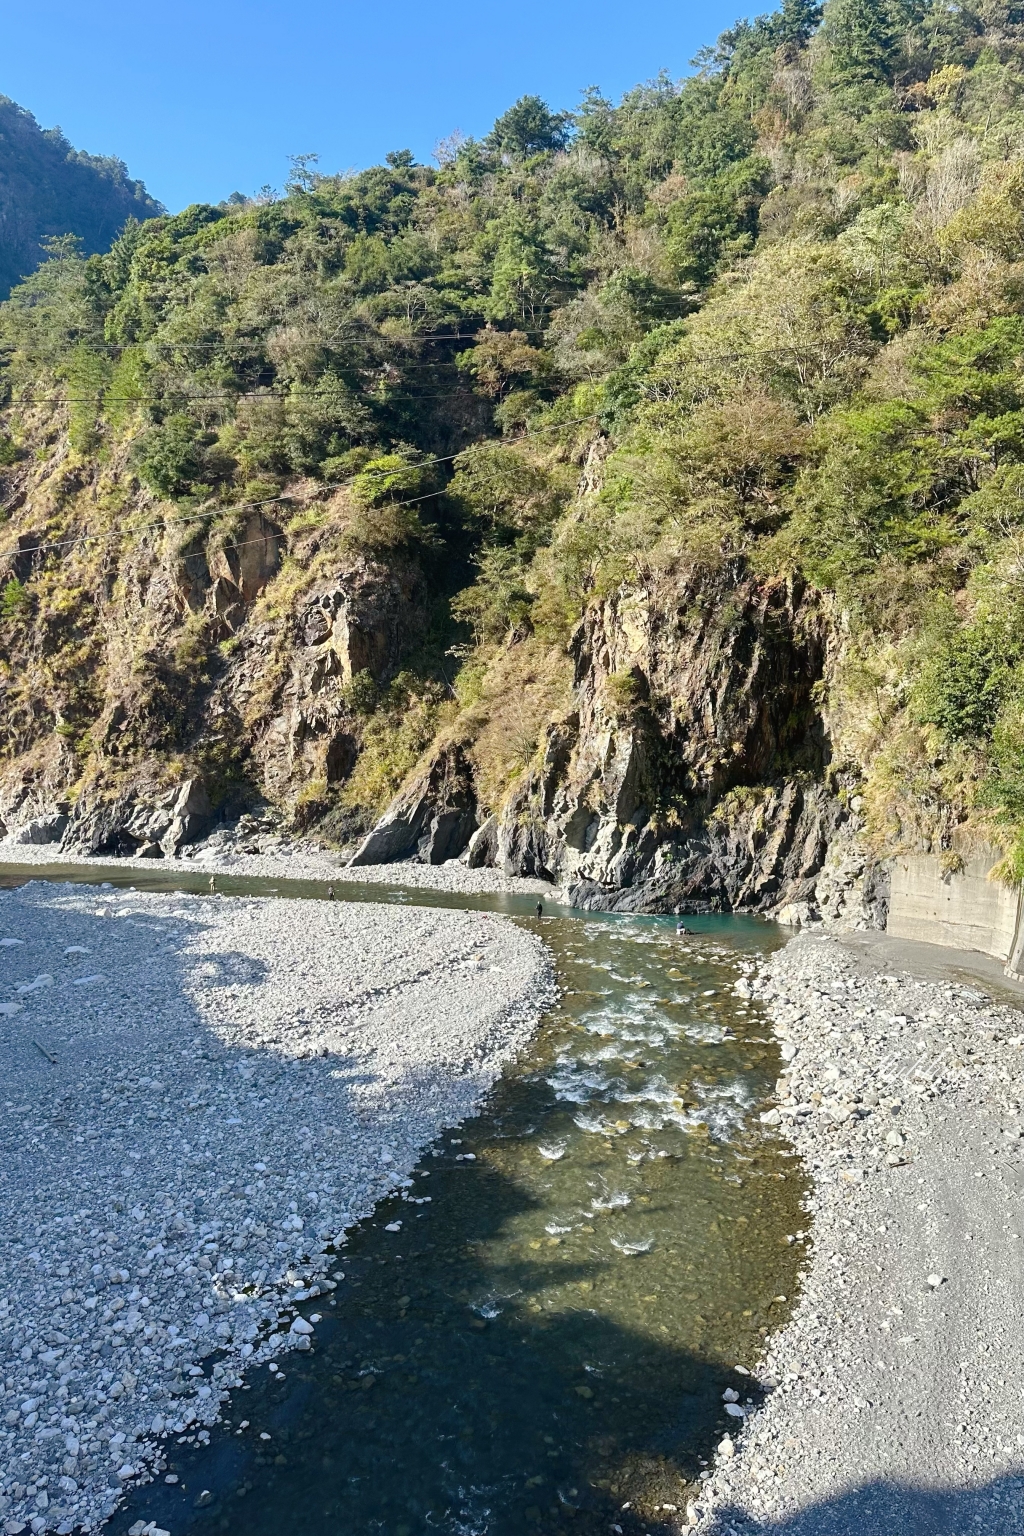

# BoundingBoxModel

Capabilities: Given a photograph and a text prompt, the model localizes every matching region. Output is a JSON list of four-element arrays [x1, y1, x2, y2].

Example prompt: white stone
[[15, 975, 53, 994]]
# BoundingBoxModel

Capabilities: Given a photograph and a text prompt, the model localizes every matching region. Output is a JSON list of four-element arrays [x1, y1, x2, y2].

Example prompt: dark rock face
[[465, 814, 499, 869], [61, 776, 214, 857], [357, 561, 887, 923], [565, 779, 843, 913], [349, 742, 478, 867], [479, 563, 846, 912]]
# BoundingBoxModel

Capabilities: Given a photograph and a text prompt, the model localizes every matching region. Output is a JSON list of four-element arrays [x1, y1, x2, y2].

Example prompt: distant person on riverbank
[[536, 900, 544, 919], [676, 919, 690, 935]]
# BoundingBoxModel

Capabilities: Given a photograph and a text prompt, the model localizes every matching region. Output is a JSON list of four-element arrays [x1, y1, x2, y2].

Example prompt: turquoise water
[[0, 863, 804, 1536]]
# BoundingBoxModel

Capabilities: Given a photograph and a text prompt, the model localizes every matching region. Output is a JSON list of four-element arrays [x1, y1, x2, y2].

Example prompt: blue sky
[[3, 0, 755, 212]]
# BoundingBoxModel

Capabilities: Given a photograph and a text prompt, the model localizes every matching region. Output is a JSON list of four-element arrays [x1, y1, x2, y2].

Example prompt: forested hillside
[[4, 0, 1024, 913], [0, 96, 162, 299]]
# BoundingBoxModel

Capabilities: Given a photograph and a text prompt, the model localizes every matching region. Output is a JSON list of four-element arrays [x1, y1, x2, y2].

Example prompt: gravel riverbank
[[0, 840, 553, 900], [694, 932, 1024, 1535], [0, 881, 552, 1535]]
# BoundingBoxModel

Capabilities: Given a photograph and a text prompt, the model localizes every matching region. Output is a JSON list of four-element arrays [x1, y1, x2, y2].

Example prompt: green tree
[[486, 212, 559, 328], [486, 96, 572, 158], [822, 0, 921, 86]]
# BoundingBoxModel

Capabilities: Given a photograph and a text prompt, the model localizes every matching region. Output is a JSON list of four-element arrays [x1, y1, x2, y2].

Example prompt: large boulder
[[4, 811, 68, 846], [60, 778, 213, 857], [349, 742, 478, 867]]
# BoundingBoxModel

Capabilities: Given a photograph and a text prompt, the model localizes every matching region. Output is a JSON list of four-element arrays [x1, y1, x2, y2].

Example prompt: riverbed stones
[[0, 837, 552, 899], [0, 880, 552, 1533], [694, 935, 1024, 1534]]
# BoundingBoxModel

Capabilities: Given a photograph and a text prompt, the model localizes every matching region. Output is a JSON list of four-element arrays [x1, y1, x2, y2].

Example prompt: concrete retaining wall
[[887, 848, 1021, 962]]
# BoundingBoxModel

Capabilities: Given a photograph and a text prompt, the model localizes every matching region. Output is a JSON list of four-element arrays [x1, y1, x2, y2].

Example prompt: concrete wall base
[[887, 848, 1021, 965]]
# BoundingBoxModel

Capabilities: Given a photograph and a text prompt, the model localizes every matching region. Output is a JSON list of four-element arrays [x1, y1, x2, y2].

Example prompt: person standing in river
[[536, 900, 544, 919]]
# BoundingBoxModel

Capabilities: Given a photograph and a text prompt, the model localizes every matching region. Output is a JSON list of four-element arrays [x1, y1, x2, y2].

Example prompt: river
[[0, 863, 805, 1536]]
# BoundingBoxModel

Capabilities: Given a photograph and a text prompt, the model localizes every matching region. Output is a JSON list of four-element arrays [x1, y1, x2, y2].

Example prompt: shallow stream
[[0, 864, 805, 1536]]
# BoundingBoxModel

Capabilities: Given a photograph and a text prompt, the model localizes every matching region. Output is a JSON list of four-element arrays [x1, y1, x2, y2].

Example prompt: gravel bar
[[693, 933, 1024, 1534], [0, 880, 553, 1535], [0, 840, 553, 899]]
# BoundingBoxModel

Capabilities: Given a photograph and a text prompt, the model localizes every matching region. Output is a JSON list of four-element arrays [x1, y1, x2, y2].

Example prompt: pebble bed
[[0, 837, 552, 899], [0, 881, 552, 1535], [692, 933, 1024, 1534]]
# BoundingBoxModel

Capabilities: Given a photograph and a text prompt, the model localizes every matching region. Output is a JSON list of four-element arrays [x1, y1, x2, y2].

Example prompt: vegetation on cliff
[[5, 0, 1024, 874]]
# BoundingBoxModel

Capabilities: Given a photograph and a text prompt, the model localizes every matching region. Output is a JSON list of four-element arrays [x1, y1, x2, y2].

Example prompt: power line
[[1, 495, 291, 560], [2, 341, 854, 409], [1, 414, 603, 562], [5, 388, 484, 404]]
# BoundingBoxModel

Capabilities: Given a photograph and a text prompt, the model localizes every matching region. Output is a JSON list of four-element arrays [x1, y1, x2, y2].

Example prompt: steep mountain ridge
[[6, 0, 1024, 918]]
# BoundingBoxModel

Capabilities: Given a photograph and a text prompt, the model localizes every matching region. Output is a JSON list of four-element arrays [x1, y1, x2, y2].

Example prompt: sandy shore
[[0, 881, 552, 1535], [694, 932, 1024, 1534], [0, 839, 553, 899]]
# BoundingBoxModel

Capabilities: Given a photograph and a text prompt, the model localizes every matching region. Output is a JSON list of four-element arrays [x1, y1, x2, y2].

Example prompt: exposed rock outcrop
[[2, 810, 68, 846], [60, 776, 213, 857], [1, 440, 885, 923], [216, 551, 427, 808], [349, 741, 477, 866], [358, 560, 889, 922], [0, 468, 429, 848]]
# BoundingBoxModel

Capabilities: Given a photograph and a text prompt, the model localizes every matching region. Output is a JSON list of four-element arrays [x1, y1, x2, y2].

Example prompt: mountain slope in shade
[[0, 95, 164, 298]]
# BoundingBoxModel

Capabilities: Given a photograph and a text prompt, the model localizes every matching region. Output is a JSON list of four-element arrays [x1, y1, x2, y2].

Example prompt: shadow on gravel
[[707, 1472, 1024, 1535]]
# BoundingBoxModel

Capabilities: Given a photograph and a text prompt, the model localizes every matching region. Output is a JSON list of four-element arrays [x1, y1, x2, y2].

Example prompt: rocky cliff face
[[359, 559, 889, 926], [0, 423, 887, 926], [0, 435, 429, 856]]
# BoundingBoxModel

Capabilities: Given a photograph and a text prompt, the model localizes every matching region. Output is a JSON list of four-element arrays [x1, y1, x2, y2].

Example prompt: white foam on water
[[545, 1062, 612, 1104], [610, 1235, 654, 1256], [618, 1074, 680, 1107], [590, 1191, 631, 1212], [628, 1104, 692, 1132]]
